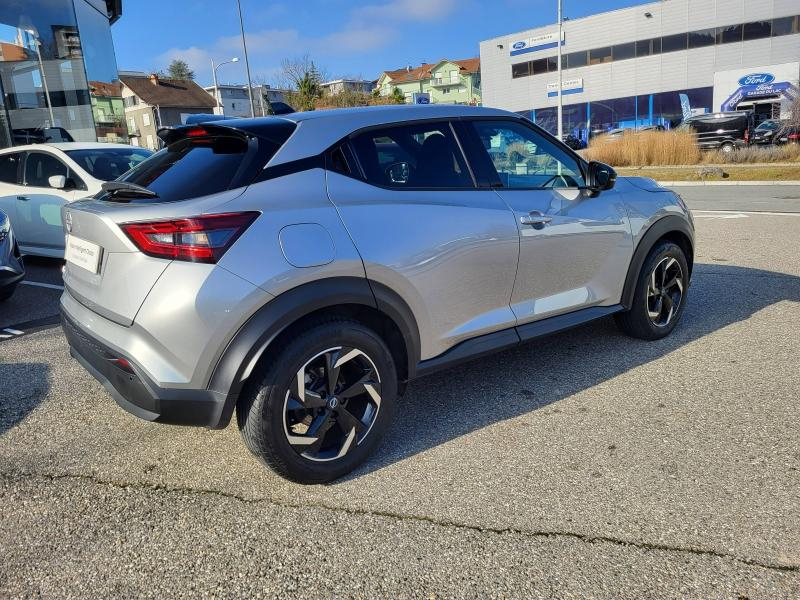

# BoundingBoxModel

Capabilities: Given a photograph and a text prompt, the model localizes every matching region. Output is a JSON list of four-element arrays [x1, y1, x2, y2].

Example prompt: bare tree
[[272, 55, 330, 111], [783, 95, 800, 131]]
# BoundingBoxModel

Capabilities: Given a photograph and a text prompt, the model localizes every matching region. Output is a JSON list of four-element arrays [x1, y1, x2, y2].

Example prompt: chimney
[[149, 74, 159, 86]]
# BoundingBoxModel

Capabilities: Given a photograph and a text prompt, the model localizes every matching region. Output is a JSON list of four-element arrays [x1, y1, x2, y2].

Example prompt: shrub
[[582, 130, 700, 166], [702, 144, 800, 164]]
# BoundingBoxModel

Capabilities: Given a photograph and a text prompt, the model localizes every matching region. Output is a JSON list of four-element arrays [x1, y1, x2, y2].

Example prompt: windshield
[[757, 121, 778, 130], [66, 148, 153, 181]]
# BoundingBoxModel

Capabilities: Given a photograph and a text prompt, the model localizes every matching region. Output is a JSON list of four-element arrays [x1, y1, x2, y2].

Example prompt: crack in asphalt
[[2, 470, 797, 575]]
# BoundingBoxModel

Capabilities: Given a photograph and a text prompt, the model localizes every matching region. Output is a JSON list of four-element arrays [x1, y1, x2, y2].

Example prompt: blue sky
[[112, 0, 650, 87]]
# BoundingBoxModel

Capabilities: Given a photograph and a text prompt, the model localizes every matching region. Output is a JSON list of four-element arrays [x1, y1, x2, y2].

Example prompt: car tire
[[614, 241, 689, 341], [236, 318, 398, 484], [0, 285, 16, 303], [720, 142, 735, 154]]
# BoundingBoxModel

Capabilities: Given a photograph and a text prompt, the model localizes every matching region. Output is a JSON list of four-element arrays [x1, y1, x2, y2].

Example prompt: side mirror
[[587, 161, 617, 193], [386, 162, 410, 185], [48, 175, 67, 189]]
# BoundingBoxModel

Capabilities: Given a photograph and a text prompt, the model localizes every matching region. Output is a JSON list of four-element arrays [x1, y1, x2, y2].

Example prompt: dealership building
[[480, 0, 800, 140]]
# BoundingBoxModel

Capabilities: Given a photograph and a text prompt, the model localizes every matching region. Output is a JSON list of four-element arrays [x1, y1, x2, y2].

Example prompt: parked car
[[0, 143, 152, 258], [752, 119, 782, 145], [561, 133, 585, 150], [0, 208, 24, 302], [776, 124, 800, 145], [61, 105, 694, 483], [680, 111, 754, 153]]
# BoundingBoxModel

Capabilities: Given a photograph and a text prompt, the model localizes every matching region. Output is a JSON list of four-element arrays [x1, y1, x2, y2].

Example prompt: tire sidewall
[[633, 242, 689, 339], [252, 321, 397, 483]]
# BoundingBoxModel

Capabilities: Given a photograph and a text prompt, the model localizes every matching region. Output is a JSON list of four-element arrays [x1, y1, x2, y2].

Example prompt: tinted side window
[[24, 152, 68, 187], [469, 120, 585, 189], [0, 153, 22, 184], [661, 33, 688, 53], [350, 121, 473, 189]]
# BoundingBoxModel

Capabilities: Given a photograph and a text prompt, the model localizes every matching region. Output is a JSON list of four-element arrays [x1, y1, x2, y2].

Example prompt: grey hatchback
[[61, 105, 694, 483]]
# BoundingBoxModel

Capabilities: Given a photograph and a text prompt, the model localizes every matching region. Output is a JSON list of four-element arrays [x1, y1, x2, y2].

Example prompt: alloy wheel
[[646, 257, 685, 328], [283, 347, 382, 462]]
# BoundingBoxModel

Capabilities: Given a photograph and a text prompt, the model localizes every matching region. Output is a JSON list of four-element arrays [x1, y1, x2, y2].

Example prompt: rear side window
[[350, 121, 473, 189], [0, 153, 21, 184]]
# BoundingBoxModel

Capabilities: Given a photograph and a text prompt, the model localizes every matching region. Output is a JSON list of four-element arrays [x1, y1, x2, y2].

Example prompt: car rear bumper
[[61, 310, 231, 428]]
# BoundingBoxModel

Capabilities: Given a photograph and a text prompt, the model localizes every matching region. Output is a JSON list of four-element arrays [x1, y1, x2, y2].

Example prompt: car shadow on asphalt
[[344, 263, 800, 481], [0, 363, 50, 436]]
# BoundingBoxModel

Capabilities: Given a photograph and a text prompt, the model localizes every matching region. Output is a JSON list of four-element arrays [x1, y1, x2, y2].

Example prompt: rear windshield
[[66, 148, 152, 181], [113, 123, 295, 203]]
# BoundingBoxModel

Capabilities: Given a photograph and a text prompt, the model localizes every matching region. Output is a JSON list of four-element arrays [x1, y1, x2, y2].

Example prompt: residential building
[[120, 74, 216, 150], [480, 0, 800, 140], [203, 83, 292, 117], [320, 79, 375, 96], [376, 59, 482, 105], [0, 0, 125, 148]]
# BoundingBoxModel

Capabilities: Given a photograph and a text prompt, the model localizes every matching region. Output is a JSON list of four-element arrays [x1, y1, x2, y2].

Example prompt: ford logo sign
[[738, 73, 775, 86], [512, 41, 526, 50]]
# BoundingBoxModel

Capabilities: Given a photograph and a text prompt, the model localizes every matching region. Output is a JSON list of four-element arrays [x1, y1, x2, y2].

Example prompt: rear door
[[17, 150, 79, 252], [461, 118, 632, 326], [326, 119, 520, 360]]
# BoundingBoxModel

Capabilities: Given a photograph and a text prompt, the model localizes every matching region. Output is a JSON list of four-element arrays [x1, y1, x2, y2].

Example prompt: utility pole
[[557, 0, 564, 139], [236, 0, 256, 118]]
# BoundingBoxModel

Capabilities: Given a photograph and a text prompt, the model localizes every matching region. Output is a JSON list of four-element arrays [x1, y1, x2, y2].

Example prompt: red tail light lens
[[789, 133, 800, 140], [120, 212, 259, 263]]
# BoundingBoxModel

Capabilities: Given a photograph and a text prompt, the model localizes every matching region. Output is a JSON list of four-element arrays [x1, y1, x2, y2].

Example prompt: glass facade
[[0, 0, 123, 149], [522, 87, 714, 141]]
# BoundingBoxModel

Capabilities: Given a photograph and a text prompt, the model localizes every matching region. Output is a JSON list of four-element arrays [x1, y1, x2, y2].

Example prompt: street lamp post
[[557, 0, 563, 140], [236, 0, 256, 118], [211, 57, 239, 116]]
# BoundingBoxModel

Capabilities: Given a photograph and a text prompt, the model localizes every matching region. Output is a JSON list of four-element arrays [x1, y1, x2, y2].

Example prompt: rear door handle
[[520, 213, 552, 226], [16, 195, 29, 202]]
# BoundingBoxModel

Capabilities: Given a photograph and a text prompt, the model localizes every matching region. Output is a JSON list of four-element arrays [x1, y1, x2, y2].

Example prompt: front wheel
[[615, 241, 689, 340], [237, 318, 397, 484]]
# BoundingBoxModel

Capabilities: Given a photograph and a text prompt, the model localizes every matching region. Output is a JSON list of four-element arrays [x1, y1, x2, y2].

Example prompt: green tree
[[166, 59, 195, 80], [390, 87, 405, 104]]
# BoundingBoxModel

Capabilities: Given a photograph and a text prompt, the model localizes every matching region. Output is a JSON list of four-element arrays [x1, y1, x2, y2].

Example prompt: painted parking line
[[692, 210, 800, 217], [20, 280, 65, 291], [0, 315, 62, 342]]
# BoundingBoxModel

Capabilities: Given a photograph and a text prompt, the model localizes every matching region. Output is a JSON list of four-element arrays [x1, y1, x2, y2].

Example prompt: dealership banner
[[510, 31, 565, 56], [714, 62, 799, 112], [547, 78, 584, 97]]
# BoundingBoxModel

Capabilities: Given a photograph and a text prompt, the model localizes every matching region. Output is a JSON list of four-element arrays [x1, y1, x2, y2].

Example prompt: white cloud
[[352, 0, 457, 24]]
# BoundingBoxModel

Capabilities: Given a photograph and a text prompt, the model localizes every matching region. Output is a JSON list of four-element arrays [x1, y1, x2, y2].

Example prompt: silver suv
[[61, 105, 694, 483]]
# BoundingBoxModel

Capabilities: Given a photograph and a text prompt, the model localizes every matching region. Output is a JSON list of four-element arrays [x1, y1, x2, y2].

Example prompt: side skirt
[[414, 304, 623, 379]]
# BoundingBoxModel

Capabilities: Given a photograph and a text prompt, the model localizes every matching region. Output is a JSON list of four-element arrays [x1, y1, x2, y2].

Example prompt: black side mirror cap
[[588, 161, 617, 193]]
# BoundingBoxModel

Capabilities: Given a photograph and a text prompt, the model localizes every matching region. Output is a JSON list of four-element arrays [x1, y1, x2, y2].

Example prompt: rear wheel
[[237, 318, 397, 483], [615, 241, 689, 340]]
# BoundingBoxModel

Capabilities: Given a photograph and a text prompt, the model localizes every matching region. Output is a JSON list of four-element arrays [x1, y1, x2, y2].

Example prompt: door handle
[[16, 195, 29, 202], [520, 212, 552, 227]]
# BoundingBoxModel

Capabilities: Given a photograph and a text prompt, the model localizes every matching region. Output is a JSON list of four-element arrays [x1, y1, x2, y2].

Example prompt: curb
[[656, 180, 800, 186]]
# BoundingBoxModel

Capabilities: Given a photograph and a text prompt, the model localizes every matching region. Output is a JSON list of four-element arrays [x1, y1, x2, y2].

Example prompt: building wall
[[480, 0, 800, 134]]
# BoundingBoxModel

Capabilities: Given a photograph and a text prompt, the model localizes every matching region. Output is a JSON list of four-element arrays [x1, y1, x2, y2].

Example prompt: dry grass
[[582, 130, 700, 166], [616, 165, 800, 181], [582, 129, 800, 166]]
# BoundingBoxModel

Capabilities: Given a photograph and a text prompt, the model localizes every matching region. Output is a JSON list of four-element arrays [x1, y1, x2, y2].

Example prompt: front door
[[463, 118, 632, 325], [17, 151, 76, 252]]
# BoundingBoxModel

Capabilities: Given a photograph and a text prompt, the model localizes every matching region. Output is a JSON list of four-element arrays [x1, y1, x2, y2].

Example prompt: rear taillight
[[744, 128, 750, 144], [120, 212, 258, 263], [789, 133, 800, 140]]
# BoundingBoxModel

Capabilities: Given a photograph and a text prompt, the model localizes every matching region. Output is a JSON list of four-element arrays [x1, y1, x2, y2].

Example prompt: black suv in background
[[752, 119, 782, 145], [681, 111, 754, 153]]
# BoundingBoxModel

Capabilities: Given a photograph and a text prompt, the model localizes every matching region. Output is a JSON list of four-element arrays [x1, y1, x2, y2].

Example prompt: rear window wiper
[[101, 181, 159, 200]]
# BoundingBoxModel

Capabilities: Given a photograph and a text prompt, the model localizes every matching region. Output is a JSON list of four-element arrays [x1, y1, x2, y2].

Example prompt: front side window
[[469, 120, 585, 189], [24, 152, 68, 187], [350, 121, 473, 189]]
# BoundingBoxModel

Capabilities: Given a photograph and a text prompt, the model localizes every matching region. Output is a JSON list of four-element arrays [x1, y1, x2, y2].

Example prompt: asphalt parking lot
[[1, 187, 798, 598]]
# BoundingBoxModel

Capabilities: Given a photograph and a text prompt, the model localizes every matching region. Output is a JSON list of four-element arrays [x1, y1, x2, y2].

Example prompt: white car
[[0, 143, 152, 258]]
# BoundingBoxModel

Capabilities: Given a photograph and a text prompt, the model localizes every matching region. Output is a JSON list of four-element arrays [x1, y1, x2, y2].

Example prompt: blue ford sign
[[512, 41, 527, 50], [738, 73, 775, 86]]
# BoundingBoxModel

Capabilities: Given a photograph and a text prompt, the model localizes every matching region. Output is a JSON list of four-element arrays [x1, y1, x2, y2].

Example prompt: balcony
[[430, 76, 462, 87]]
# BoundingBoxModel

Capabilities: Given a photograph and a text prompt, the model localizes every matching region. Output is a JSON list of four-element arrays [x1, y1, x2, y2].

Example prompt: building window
[[565, 51, 588, 68], [142, 113, 151, 127], [589, 47, 612, 65], [128, 117, 135, 130], [661, 33, 687, 53], [716, 23, 743, 44], [612, 42, 636, 61], [531, 58, 548, 75], [232, 102, 237, 110], [512, 62, 530, 78], [742, 20, 772, 41], [123, 96, 139, 108], [772, 15, 800, 36], [688, 28, 715, 49]]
